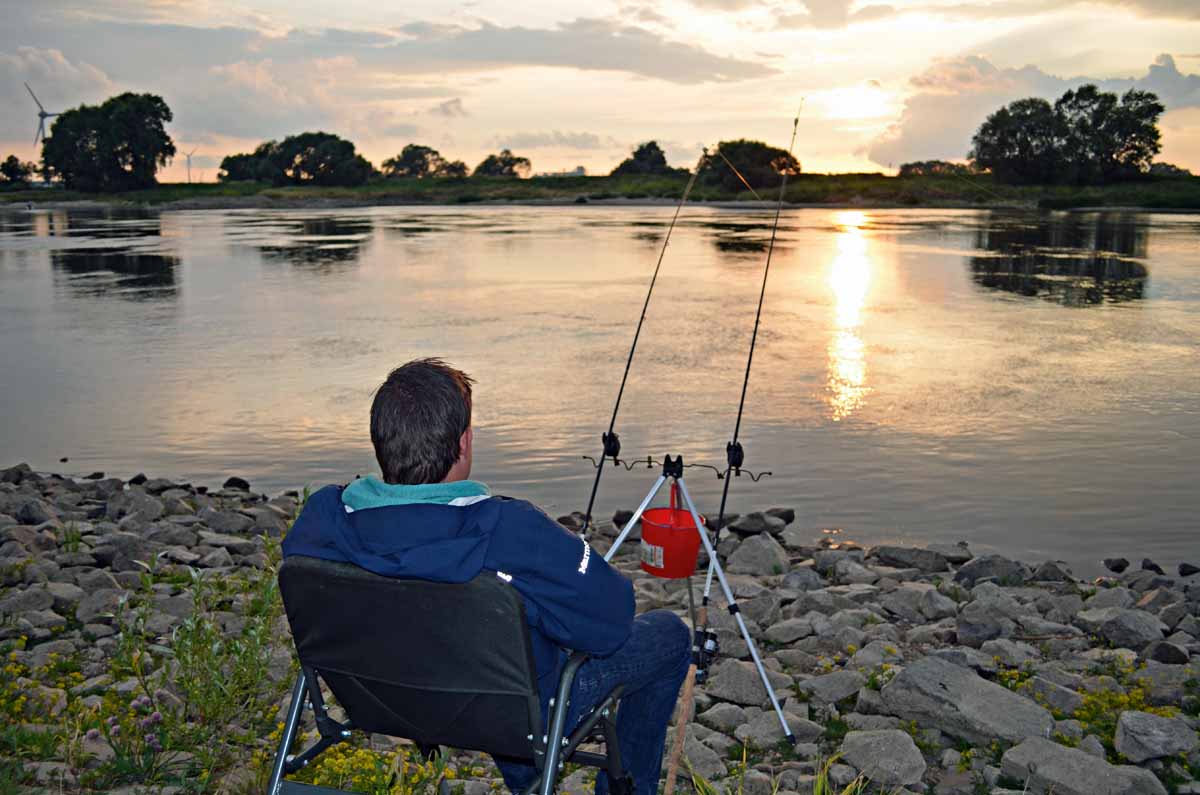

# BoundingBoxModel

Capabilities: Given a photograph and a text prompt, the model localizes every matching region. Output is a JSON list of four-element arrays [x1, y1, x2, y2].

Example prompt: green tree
[[382, 144, 467, 178], [219, 142, 277, 182], [969, 97, 1062, 184], [898, 159, 975, 178], [472, 149, 531, 178], [41, 92, 175, 191], [970, 86, 1164, 185], [698, 139, 800, 192], [219, 133, 372, 187], [0, 155, 36, 185], [610, 141, 684, 177]]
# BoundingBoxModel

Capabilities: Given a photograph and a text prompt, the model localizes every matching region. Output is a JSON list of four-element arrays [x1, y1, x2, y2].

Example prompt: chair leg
[[267, 672, 309, 795], [537, 653, 590, 795]]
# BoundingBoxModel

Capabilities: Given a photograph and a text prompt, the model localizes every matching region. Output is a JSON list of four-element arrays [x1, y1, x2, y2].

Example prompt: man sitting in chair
[[283, 358, 691, 795]]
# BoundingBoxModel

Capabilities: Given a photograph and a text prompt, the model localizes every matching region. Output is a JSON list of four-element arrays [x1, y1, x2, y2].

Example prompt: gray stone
[[75, 588, 124, 624], [1113, 710, 1199, 762], [44, 581, 85, 612], [796, 670, 864, 704], [0, 585, 55, 614], [1031, 561, 1074, 582], [980, 638, 1040, 667], [872, 545, 949, 573], [880, 656, 1053, 744], [929, 542, 973, 564], [765, 507, 795, 525], [1087, 587, 1135, 610], [1099, 609, 1165, 649], [1000, 737, 1166, 795], [727, 534, 789, 576], [697, 702, 747, 733], [199, 546, 235, 568], [814, 548, 864, 575], [881, 582, 958, 624], [196, 530, 258, 555], [683, 733, 727, 780], [833, 558, 878, 584], [1079, 734, 1107, 758], [734, 709, 809, 747], [197, 507, 253, 534], [954, 554, 1026, 587], [1142, 640, 1189, 664], [840, 730, 926, 788], [728, 512, 786, 536], [703, 659, 792, 706], [781, 567, 824, 591], [17, 499, 55, 525], [765, 618, 815, 645], [1025, 677, 1084, 715]]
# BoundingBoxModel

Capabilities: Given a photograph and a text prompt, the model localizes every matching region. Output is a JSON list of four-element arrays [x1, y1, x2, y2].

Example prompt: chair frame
[[267, 649, 631, 795]]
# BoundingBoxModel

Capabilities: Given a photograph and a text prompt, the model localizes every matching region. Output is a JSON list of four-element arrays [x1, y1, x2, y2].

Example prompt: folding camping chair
[[267, 555, 633, 795]]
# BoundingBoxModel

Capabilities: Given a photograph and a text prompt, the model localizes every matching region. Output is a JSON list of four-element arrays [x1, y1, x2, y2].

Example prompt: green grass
[[4, 172, 1198, 209]]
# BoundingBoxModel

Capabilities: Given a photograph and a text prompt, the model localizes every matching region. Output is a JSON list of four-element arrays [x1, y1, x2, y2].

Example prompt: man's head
[[370, 358, 475, 484]]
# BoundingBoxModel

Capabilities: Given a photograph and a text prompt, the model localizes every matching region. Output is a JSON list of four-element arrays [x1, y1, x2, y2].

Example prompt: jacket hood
[[284, 485, 501, 583]]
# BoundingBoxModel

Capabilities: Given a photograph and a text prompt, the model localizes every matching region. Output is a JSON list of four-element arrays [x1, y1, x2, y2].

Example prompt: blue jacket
[[282, 484, 636, 704]]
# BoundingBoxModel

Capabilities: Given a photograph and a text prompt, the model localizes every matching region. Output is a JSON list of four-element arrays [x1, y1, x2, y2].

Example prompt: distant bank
[[3, 173, 1199, 211]]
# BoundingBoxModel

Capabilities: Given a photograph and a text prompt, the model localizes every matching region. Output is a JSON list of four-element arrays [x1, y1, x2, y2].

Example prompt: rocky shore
[[1, 462, 1198, 795]]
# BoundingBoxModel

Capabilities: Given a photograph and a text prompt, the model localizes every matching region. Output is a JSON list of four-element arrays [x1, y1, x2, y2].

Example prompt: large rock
[[1113, 710, 1199, 762], [839, 730, 926, 788], [703, 659, 792, 706], [197, 507, 253, 534], [1099, 609, 1165, 649], [726, 534, 789, 576], [881, 583, 958, 624], [871, 545, 949, 573], [780, 567, 824, 591], [683, 734, 726, 780], [796, 670, 864, 704], [954, 554, 1026, 587], [734, 709, 813, 747], [75, 588, 124, 625], [727, 512, 786, 536], [880, 656, 1053, 744], [1000, 737, 1166, 795]]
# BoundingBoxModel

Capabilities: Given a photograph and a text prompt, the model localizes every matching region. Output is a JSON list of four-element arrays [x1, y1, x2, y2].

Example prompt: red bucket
[[639, 484, 704, 579]]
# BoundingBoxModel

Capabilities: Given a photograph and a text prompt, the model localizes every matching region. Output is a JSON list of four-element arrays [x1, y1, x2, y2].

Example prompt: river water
[[1, 205, 1197, 574]]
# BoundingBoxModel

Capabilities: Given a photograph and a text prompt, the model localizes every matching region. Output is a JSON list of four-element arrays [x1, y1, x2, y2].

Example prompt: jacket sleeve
[[493, 500, 635, 656]]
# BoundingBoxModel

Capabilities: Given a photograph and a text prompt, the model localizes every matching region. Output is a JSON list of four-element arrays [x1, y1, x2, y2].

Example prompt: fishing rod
[[702, 109, 802, 603], [579, 151, 708, 535]]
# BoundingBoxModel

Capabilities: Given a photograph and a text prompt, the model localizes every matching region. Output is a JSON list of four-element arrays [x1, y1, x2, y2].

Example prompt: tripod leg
[[675, 478, 795, 743], [603, 474, 668, 562]]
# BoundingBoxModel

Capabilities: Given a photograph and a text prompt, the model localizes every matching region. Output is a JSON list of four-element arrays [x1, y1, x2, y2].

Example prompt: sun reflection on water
[[827, 211, 872, 421]]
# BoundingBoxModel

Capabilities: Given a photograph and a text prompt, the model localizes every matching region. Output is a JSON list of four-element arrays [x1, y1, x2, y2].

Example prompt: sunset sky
[[2, 0, 1199, 180]]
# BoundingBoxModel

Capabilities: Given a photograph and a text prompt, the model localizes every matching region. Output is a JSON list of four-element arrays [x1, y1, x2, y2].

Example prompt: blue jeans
[[495, 610, 691, 795]]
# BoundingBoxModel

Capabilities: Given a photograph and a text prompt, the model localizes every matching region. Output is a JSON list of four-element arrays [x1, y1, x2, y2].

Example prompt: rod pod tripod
[[603, 456, 795, 744]]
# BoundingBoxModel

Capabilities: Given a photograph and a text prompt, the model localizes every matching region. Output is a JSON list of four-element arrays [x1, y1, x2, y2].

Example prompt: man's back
[[282, 478, 635, 702]]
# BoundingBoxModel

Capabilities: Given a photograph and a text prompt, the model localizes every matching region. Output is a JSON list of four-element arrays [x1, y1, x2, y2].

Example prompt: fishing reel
[[692, 628, 720, 683]]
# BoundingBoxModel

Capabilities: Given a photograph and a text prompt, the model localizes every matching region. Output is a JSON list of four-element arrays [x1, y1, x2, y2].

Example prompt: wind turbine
[[185, 147, 197, 184], [25, 83, 60, 146]]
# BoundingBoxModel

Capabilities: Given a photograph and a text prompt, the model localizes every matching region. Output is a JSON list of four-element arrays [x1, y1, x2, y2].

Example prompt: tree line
[[4, 85, 1191, 194], [898, 84, 1183, 185]]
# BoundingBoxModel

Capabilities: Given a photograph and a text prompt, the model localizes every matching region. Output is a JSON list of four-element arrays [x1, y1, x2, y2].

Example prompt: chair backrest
[[279, 555, 542, 759]]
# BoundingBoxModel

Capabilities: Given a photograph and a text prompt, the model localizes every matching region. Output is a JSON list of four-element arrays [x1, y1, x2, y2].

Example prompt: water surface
[[1, 205, 1197, 575]]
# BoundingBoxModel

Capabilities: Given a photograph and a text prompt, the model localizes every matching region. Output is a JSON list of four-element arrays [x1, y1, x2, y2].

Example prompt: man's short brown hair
[[369, 359, 474, 484]]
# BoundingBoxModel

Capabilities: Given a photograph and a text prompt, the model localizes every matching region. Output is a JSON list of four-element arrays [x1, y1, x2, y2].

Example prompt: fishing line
[[580, 151, 708, 534], [704, 109, 802, 600]]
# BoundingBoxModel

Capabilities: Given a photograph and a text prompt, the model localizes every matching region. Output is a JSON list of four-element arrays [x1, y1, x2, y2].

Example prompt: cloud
[[494, 130, 619, 150], [776, 0, 896, 28], [0, 47, 116, 141], [367, 18, 777, 83], [430, 98, 467, 117], [867, 53, 1200, 167]]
